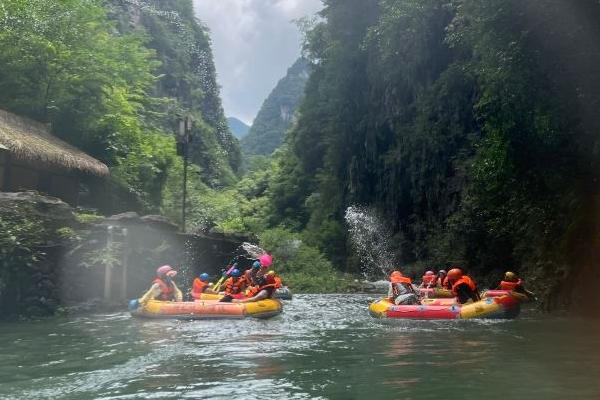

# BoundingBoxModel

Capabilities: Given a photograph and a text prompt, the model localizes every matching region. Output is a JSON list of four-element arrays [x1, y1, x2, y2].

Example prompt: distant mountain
[[227, 117, 250, 139], [241, 58, 310, 157]]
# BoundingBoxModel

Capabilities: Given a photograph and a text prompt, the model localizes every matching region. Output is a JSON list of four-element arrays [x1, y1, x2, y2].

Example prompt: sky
[[193, 0, 323, 125]]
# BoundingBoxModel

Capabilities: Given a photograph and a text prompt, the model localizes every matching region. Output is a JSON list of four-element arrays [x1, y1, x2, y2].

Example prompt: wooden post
[[121, 228, 128, 300], [104, 226, 113, 301]]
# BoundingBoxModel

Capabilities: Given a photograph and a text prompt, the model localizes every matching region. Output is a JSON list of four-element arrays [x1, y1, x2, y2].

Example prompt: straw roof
[[0, 109, 109, 177]]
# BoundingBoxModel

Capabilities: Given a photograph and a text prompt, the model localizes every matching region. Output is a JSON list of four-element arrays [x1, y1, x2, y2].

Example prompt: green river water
[[1, 294, 600, 400]]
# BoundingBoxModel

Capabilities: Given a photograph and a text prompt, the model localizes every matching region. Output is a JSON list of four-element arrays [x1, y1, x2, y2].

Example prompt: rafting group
[[369, 267, 536, 320], [128, 254, 289, 319], [128, 253, 535, 321]]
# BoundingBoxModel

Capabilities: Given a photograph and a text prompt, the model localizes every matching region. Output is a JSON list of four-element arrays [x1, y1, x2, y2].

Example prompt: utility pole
[[178, 116, 193, 232]]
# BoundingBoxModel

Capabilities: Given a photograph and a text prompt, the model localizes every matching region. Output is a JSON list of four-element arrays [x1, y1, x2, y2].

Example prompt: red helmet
[[425, 271, 435, 276], [447, 268, 463, 282]]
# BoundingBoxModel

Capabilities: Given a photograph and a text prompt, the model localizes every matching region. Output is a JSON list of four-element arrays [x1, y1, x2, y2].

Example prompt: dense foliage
[[0, 0, 240, 216], [241, 58, 310, 159], [251, 0, 600, 306]]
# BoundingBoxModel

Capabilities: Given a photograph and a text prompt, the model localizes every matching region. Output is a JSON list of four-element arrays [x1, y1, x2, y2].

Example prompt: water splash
[[344, 206, 397, 278], [240, 242, 266, 259]]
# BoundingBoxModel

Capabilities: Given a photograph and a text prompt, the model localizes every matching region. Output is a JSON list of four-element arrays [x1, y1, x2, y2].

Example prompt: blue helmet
[[252, 261, 261, 269], [199, 273, 209, 282], [230, 268, 241, 277]]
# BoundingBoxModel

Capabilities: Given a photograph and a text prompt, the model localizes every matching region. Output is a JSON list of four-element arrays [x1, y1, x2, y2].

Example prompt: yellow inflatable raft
[[130, 299, 282, 320]]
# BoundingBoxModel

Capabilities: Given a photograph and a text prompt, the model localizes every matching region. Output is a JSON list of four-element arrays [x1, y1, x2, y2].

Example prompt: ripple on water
[[1, 295, 600, 400]]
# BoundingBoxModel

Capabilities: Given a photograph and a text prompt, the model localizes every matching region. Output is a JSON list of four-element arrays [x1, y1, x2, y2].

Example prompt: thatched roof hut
[[0, 109, 109, 176], [0, 109, 109, 204]]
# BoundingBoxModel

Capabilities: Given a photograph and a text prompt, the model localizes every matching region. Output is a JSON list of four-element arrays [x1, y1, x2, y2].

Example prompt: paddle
[[210, 255, 242, 291]]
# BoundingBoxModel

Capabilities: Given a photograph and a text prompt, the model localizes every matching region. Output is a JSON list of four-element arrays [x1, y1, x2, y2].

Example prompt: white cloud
[[193, 0, 322, 125]]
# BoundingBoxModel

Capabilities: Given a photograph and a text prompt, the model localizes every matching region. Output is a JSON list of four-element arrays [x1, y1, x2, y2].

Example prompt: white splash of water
[[240, 242, 266, 258], [345, 206, 397, 278]]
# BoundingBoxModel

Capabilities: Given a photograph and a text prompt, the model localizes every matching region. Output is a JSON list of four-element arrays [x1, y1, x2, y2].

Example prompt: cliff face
[[107, 0, 241, 185], [241, 58, 310, 157], [227, 117, 250, 139]]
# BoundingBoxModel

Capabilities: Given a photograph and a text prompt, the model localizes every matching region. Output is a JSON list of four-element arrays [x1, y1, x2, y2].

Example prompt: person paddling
[[232, 275, 277, 303], [133, 265, 183, 308], [267, 270, 283, 289], [436, 269, 448, 289], [387, 270, 420, 305], [447, 268, 480, 304], [497, 271, 536, 301], [191, 272, 218, 300], [420, 270, 436, 288], [219, 269, 247, 302]]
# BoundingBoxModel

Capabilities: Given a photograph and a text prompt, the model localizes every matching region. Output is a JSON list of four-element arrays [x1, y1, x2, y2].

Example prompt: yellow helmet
[[267, 270, 276, 276], [504, 271, 517, 282]]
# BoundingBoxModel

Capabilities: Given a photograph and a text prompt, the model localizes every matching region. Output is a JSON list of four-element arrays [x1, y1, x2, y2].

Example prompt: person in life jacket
[[242, 261, 263, 297], [497, 271, 537, 301], [267, 270, 283, 289], [447, 268, 480, 304], [387, 270, 420, 305], [436, 270, 448, 289], [191, 272, 218, 300], [232, 274, 277, 303], [137, 265, 183, 306], [420, 270, 437, 288], [219, 269, 247, 302]]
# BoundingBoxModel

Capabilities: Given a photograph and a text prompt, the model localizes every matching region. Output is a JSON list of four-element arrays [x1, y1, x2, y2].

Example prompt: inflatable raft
[[482, 289, 530, 302], [369, 294, 520, 320], [130, 299, 282, 320], [197, 287, 293, 301], [417, 287, 454, 298]]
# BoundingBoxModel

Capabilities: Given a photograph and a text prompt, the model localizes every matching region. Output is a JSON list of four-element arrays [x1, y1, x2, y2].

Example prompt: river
[[1, 294, 600, 400]]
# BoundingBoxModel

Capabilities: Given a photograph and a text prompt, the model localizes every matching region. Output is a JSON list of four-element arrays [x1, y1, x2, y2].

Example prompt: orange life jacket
[[246, 285, 259, 297], [499, 279, 522, 291], [390, 276, 413, 298], [274, 276, 283, 289], [390, 274, 412, 285], [422, 275, 436, 286], [191, 278, 209, 299], [153, 278, 175, 301], [451, 275, 478, 296], [224, 277, 245, 295]]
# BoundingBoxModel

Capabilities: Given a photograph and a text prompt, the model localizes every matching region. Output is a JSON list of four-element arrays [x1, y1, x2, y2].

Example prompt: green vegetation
[[250, 0, 600, 303], [0, 0, 239, 217], [227, 117, 250, 139], [241, 58, 310, 160], [3, 0, 600, 301]]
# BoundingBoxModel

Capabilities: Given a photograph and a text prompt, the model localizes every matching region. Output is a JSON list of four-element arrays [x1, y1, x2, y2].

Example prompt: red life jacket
[[422, 275, 436, 286], [191, 278, 209, 299], [451, 275, 478, 296], [153, 278, 175, 301], [499, 279, 522, 291], [256, 283, 277, 298]]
